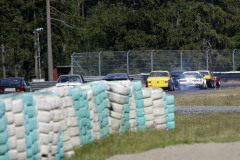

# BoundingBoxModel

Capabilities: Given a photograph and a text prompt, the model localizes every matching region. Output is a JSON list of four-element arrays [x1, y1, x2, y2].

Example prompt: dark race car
[[170, 70, 185, 88], [0, 77, 32, 93], [105, 73, 133, 81]]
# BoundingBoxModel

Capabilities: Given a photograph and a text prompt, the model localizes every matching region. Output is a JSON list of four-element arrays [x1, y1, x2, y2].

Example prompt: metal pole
[[233, 49, 236, 72], [150, 49, 154, 71], [71, 52, 75, 75], [180, 50, 184, 71], [46, 0, 53, 81], [99, 51, 102, 76], [127, 50, 131, 75], [206, 49, 209, 70]]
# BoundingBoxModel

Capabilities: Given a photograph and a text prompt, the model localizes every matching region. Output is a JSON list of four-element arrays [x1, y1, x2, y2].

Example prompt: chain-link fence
[[71, 49, 240, 76]]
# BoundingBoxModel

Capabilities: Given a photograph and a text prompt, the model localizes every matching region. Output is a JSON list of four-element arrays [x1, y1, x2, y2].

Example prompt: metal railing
[[71, 49, 239, 76]]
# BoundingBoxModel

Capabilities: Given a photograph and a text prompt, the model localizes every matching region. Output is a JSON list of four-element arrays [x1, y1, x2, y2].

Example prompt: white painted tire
[[130, 102, 136, 110], [110, 102, 124, 113], [60, 120, 67, 131], [151, 88, 163, 100], [110, 111, 122, 119], [51, 145, 58, 155], [155, 115, 166, 125], [52, 133, 59, 145], [142, 88, 151, 98], [53, 110, 62, 122], [71, 136, 80, 147], [92, 132, 100, 140], [62, 131, 70, 141], [67, 107, 76, 117], [110, 117, 121, 129], [5, 112, 14, 124], [145, 114, 154, 121], [106, 82, 129, 95], [37, 111, 52, 123], [14, 113, 24, 126], [93, 123, 100, 132], [62, 97, 73, 108], [153, 108, 165, 116], [8, 136, 17, 149], [38, 122, 51, 134], [18, 151, 27, 160], [12, 99, 23, 113], [146, 120, 154, 128], [144, 106, 153, 115], [106, 91, 126, 104], [63, 140, 73, 151], [17, 139, 26, 152], [129, 110, 136, 119], [129, 119, 137, 128], [3, 99, 13, 111], [153, 99, 164, 108], [15, 126, 25, 139], [9, 149, 18, 160], [7, 124, 15, 137], [40, 145, 50, 155], [40, 134, 50, 144], [155, 124, 166, 130], [65, 150, 75, 158], [143, 98, 153, 107], [70, 117, 78, 127], [69, 127, 79, 137]]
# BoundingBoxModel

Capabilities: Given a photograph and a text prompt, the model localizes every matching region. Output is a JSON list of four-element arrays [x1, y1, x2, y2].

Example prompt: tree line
[[0, 0, 240, 79]]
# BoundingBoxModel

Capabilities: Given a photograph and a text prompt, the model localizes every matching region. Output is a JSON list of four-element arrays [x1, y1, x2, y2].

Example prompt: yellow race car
[[147, 71, 175, 91], [198, 70, 216, 88]]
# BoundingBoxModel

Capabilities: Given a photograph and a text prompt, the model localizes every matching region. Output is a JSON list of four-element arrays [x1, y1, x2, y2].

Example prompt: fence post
[[127, 50, 131, 75], [99, 51, 102, 76], [232, 49, 236, 72], [180, 50, 184, 71], [151, 49, 154, 71], [71, 52, 75, 74], [206, 49, 209, 70]]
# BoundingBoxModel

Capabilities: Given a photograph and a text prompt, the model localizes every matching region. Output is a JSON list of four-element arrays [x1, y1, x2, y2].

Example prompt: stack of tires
[[18, 94, 39, 160], [69, 87, 92, 147], [164, 94, 175, 130], [58, 95, 76, 158], [12, 98, 27, 160], [90, 82, 109, 138], [0, 100, 10, 160], [106, 81, 131, 133], [37, 86, 74, 158], [34, 95, 64, 159], [80, 85, 100, 141], [131, 81, 146, 131], [151, 88, 166, 130], [142, 88, 154, 128]]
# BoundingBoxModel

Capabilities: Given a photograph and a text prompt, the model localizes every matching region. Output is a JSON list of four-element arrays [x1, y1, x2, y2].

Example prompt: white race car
[[178, 71, 207, 90], [56, 74, 84, 87]]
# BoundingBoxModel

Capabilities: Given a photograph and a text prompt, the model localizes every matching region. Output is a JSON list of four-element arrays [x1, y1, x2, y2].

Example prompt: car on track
[[170, 70, 185, 88], [177, 71, 207, 90], [105, 73, 133, 81], [0, 77, 32, 93], [56, 74, 85, 87], [198, 70, 219, 88], [146, 71, 175, 91]]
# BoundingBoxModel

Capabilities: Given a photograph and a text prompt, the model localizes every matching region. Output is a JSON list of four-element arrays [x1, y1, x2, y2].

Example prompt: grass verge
[[67, 112, 240, 160], [175, 88, 240, 106]]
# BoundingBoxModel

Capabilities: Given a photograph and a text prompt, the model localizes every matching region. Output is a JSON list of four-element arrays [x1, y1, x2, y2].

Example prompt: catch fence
[[71, 49, 240, 76]]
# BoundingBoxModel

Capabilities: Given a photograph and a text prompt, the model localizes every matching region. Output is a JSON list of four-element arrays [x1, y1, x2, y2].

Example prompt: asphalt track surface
[[164, 82, 240, 97]]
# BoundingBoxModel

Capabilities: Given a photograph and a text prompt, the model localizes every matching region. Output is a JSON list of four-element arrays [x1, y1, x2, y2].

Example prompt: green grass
[[175, 88, 240, 106], [67, 88, 240, 160], [67, 113, 240, 160]]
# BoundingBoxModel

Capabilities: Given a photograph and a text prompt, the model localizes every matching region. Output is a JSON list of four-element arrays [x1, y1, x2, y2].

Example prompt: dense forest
[[0, 0, 240, 79]]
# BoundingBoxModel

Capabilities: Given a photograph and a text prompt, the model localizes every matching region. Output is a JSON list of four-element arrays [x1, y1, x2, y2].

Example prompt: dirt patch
[[107, 141, 240, 160]]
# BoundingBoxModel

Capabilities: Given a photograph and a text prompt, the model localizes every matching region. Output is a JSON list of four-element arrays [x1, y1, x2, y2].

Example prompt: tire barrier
[[0, 80, 175, 159]]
